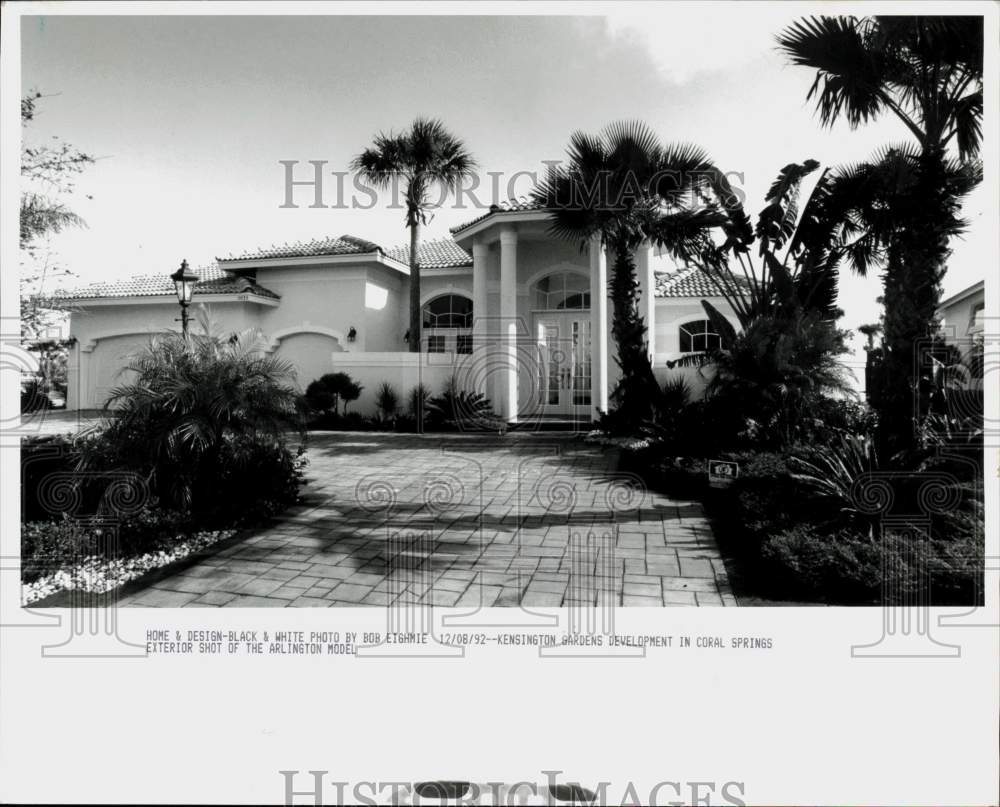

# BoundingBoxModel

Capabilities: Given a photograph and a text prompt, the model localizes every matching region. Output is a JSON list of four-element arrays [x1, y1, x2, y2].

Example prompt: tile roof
[[450, 196, 547, 234], [655, 266, 748, 298], [47, 264, 280, 302], [193, 276, 280, 299], [220, 234, 383, 262], [387, 238, 472, 269]]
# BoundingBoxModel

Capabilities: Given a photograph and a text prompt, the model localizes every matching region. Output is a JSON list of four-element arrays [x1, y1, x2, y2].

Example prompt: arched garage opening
[[271, 331, 345, 390]]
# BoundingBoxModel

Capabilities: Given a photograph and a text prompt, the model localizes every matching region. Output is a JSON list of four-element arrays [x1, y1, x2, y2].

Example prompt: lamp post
[[170, 259, 199, 337]]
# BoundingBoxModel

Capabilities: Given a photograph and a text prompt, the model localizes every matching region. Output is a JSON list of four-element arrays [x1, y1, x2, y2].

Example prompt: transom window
[[679, 319, 722, 353], [423, 294, 473, 329], [422, 293, 473, 354], [532, 272, 590, 311]]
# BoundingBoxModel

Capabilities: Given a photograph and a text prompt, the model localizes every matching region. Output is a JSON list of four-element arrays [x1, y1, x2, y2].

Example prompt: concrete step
[[508, 416, 593, 432]]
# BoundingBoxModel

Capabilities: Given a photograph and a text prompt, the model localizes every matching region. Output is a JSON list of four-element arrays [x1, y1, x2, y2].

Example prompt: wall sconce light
[[347, 327, 357, 343]]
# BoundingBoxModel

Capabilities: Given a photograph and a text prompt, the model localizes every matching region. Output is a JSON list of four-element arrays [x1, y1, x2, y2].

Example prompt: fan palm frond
[[776, 16, 888, 129]]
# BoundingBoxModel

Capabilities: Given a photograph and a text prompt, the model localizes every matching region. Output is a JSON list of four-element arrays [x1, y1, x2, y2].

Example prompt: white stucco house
[[54, 200, 740, 423], [938, 280, 985, 347]]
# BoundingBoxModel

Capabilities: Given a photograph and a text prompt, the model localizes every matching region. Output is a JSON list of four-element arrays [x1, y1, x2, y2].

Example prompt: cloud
[[603, 8, 796, 83]]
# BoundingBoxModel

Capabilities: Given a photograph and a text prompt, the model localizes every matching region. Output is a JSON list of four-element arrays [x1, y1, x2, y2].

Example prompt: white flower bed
[[22, 528, 236, 605]]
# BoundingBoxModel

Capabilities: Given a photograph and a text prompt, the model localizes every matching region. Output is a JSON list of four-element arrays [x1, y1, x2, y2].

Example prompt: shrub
[[304, 379, 336, 413], [22, 517, 95, 582], [760, 524, 983, 605], [21, 504, 191, 583], [717, 450, 824, 542], [702, 312, 853, 448], [800, 397, 878, 443], [375, 381, 399, 420], [22, 432, 154, 523], [592, 406, 634, 437], [788, 433, 881, 533], [81, 310, 304, 514], [305, 372, 364, 415], [426, 377, 496, 431], [759, 524, 882, 602], [308, 411, 376, 431], [658, 376, 692, 418], [22, 434, 77, 522], [193, 435, 307, 526], [636, 395, 755, 463], [408, 383, 431, 428]]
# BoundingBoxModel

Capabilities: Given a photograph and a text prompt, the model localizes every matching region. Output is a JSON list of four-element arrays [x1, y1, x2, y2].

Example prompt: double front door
[[532, 312, 592, 416]]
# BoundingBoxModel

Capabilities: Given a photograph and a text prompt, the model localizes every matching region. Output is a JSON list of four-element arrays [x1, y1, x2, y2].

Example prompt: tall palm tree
[[777, 15, 983, 454], [352, 119, 476, 352], [807, 143, 980, 453], [777, 17, 982, 160], [532, 121, 724, 422]]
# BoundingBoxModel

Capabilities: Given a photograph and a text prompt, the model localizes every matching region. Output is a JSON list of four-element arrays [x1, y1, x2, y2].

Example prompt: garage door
[[91, 334, 156, 408]]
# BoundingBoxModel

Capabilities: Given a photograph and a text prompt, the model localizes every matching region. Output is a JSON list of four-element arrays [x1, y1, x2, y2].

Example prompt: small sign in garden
[[707, 459, 739, 487]]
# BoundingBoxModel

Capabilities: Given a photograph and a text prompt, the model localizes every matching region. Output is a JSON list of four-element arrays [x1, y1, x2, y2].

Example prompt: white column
[[589, 236, 609, 418], [635, 241, 655, 364], [79, 344, 95, 409], [499, 228, 519, 422], [471, 240, 489, 395]]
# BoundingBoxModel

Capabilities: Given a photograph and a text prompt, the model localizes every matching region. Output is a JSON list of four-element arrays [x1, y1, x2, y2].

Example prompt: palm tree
[[95, 308, 303, 511], [532, 121, 724, 421], [351, 119, 476, 352], [806, 143, 980, 453], [858, 323, 882, 352], [777, 15, 983, 453], [707, 311, 853, 446], [777, 17, 982, 160]]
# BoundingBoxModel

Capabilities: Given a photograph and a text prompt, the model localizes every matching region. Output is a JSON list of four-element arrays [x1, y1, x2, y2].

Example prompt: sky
[[19, 10, 988, 368]]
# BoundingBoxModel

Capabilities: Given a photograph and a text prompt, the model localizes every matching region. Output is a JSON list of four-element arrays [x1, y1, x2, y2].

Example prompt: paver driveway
[[118, 433, 736, 607]]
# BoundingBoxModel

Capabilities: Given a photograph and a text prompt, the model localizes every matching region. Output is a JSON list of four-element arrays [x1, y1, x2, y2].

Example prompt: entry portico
[[451, 200, 656, 423]]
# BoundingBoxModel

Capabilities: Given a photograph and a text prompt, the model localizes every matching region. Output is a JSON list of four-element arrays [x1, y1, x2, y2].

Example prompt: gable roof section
[[938, 279, 984, 311], [450, 197, 546, 235], [387, 238, 472, 269], [219, 234, 383, 262], [655, 266, 748, 299], [47, 264, 280, 302]]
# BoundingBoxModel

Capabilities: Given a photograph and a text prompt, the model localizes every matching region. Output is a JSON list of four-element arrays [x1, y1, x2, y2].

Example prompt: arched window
[[532, 272, 590, 311], [422, 294, 473, 354], [423, 294, 472, 329], [678, 319, 722, 352]]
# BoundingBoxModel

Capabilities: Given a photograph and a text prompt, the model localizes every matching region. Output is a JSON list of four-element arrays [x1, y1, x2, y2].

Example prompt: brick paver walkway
[[118, 433, 735, 607]]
